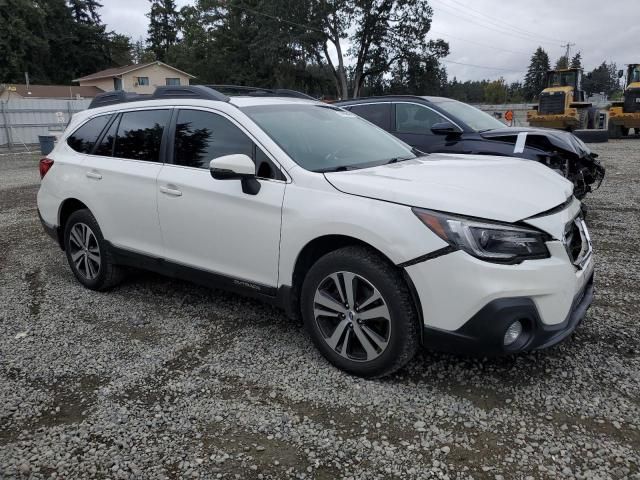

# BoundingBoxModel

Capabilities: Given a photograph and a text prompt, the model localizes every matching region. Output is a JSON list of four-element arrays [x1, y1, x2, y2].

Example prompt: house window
[[166, 78, 181, 86], [136, 77, 149, 86]]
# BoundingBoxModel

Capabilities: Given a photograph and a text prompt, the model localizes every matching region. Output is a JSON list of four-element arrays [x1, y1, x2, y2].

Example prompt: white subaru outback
[[37, 85, 594, 378]]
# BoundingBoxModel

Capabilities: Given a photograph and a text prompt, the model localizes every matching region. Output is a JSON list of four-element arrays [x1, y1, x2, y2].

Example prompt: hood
[[480, 127, 593, 158], [324, 154, 574, 223]]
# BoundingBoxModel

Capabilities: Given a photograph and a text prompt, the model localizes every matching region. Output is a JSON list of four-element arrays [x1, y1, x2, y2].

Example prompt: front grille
[[564, 217, 592, 268], [539, 92, 566, 115], [623, 89, 640, 113]]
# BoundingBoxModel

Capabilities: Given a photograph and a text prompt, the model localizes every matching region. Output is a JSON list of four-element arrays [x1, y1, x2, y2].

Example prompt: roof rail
[[88, 85, 230, 109], [88, 91, 149, 109], [152, 85, 230, 102], [208, 85, 315, 100]]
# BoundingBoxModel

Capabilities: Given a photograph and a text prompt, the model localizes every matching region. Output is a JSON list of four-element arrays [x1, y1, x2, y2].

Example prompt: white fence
[[0, 98, 91, 149]]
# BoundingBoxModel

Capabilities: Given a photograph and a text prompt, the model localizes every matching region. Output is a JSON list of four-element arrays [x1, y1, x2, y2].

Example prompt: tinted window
[[113, 110, 170, 162], [174, 110, 253, 169], [94, 116, 118, 157], [348, 103, 392, 130], [395, 103, 446, 134], [67, 115, 111, 154]]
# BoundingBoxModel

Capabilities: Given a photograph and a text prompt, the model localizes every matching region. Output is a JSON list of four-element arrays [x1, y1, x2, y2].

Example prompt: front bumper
[[405, 240, 595, 355], [421, 273, 593, 355]]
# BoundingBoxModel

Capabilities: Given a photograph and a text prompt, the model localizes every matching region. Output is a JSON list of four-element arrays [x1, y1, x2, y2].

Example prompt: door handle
[[86, 171, 102, 180], [159, 185, 182, 197]]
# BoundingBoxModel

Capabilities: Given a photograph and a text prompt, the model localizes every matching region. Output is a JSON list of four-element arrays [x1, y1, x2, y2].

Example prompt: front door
[[393, 102, 458, 153], [156, 108, 286, 288]]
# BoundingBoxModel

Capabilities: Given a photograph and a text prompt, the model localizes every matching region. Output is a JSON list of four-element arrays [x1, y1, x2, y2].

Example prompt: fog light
[[503, 321, 523, 346]]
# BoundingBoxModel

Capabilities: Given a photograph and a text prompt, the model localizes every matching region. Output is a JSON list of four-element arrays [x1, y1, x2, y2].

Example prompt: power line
[[430, 0, 565, 48], [430, 30, 531, 55], [440, 0, 568, 44], [441, 58, 524, 73]]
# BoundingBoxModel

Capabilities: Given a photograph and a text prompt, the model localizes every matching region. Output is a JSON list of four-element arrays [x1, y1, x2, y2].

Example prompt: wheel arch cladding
[[58, 198, 90, 249], [285, 234, 420, 322]]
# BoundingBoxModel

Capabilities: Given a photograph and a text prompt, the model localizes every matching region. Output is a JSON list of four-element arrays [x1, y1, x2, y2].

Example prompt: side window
[[113, 109, 171, 162], [94, 115, 119, 157], [255, 147, 284, 181], [395, 103, 447, 134], [348, 103, 392, 130], [174, 110, 283, 180], [66, 115, 111, 154]]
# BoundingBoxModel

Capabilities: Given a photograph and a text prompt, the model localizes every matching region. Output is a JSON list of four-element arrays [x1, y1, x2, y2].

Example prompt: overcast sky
[[101, 0, 639, 83]]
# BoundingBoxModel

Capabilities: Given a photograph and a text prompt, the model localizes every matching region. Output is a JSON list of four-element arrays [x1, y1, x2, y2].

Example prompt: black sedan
[[335, 96, 605, 199]]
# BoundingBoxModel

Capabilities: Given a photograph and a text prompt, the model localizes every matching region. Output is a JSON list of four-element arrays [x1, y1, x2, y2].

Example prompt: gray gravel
[[1, 141, 639, 479]]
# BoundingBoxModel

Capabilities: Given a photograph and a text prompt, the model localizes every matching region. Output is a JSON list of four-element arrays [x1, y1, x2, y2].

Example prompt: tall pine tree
[[523, 47, 550, 101], [570, 52, 582, 70], [147, 0, 178, 62]]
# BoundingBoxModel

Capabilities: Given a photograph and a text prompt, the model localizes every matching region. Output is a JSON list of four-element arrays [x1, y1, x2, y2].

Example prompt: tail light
[[39, 158, 54, 179]]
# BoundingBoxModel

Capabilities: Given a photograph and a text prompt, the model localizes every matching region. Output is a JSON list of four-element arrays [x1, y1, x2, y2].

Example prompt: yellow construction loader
[[527, 68, 596, 131], [608, 64, 640, 138]]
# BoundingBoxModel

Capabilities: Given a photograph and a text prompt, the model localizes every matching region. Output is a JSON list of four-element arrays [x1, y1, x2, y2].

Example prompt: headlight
[[413, 208, 550, 264]]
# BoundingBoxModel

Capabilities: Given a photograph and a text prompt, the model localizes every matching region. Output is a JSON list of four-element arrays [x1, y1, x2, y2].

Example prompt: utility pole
[[561, 42, 575, 63]]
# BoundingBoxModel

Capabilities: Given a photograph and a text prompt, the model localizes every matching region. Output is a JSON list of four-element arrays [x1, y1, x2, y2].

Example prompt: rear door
[[81, 108, 171, 257], [156, 108, 286, 288]]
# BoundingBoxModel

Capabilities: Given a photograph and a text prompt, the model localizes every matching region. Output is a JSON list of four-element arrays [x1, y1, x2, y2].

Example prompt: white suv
[[37, 85, 595, 378]]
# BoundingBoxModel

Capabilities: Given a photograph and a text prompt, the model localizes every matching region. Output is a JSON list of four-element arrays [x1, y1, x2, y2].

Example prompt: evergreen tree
[[570, 52, 582, 70], [583, 62, 621, 97], [68, 0, 103, 24], [147, 0, 179, 61], [555, 55, 569, 70], [523, 47, 550, 101]]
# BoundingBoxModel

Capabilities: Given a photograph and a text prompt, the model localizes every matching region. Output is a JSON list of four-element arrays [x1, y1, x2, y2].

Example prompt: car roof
[[335, 95, 455, 105], [71, 95, 322, 126]]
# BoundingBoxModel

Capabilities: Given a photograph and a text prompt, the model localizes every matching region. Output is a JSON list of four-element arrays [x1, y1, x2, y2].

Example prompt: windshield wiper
[[315, 165, 352, 173], [385, 156, 414, 164]]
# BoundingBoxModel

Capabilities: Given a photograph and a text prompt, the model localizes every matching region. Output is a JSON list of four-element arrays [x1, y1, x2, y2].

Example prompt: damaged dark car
[[335, 96, 605, 199]]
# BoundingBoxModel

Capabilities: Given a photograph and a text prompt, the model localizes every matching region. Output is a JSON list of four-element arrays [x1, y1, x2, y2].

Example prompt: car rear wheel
[[301, 246, 420, 378], [64, 209, 124, 291]]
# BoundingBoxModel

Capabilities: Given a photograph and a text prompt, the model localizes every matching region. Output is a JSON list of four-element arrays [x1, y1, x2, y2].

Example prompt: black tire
[[577, 108, 588, 130], [608, 122, 623, 139], [63, 209, 124, 291], [300, 246, 420, 378], [587, 107, 598, 129]]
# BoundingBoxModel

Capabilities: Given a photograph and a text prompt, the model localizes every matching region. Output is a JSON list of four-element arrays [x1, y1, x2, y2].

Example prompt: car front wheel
[[301, 246, 420, 378]]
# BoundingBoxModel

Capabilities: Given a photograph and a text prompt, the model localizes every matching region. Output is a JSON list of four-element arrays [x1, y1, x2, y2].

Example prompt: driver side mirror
[[210, 154, 261, 195], [618, 69, 624, 79], [431, 122, 462, 135]]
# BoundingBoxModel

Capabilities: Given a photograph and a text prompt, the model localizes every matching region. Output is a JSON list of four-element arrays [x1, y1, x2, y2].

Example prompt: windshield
[[434, 99, 505, 132], [629, 66, 640, 84], [242, 104, 415, 172], [547, 71, 577, 88]]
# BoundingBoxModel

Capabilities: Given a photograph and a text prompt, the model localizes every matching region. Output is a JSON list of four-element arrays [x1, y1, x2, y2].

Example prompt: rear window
[[67, 115, 111, 154], [113, 110, 171, 162]]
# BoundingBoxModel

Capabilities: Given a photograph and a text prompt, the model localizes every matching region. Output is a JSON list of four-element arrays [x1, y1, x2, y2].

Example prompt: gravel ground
[[0, 142, 639, 480]]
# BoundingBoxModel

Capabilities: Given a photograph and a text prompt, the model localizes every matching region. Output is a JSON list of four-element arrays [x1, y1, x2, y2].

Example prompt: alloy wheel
[[68, 222, 101, 280], [313, 271, 391, 362]]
